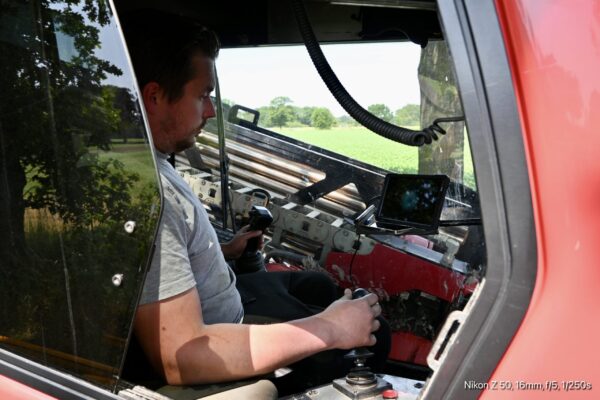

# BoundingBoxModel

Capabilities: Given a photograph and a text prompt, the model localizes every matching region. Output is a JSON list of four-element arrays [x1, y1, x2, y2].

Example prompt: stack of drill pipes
[[198, 135, 365, 210], [192, 151, 356, 217]]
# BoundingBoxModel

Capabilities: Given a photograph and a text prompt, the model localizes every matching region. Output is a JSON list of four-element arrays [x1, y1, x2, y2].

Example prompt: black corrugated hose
[[290, 0, 463, 146]]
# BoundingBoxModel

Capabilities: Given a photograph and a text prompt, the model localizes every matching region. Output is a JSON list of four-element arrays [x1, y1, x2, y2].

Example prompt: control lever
[[235, 206, 273, 274], [243, 205, 273, 255], [332, 288, 392, 398], [344, 288, 377, 386]]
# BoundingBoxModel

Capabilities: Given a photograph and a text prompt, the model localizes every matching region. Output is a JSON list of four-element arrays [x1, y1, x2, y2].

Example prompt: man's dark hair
[[121, 10, 220, 102]]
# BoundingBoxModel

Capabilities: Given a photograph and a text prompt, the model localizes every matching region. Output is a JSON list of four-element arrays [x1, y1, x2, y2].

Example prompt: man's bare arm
[[134, 287, 381, 385]]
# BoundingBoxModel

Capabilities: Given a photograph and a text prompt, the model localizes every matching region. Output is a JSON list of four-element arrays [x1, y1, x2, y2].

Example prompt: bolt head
[[112, 274, 124, 287], [124, 221, 136, 234]]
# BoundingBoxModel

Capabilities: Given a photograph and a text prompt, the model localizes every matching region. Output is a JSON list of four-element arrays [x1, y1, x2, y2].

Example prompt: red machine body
[[482, 0, 600, 397]]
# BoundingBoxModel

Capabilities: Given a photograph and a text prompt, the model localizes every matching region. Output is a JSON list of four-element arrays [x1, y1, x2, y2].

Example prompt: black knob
[[352, 288, 370, 299], [344, 348, 374, 362], [243, 206, 273, 255]]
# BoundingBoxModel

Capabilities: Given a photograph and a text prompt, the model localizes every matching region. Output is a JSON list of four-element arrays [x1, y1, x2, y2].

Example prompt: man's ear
[[141, 82, 164, 115]]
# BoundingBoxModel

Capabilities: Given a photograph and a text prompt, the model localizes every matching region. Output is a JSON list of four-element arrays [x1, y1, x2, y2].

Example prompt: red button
[[382, 389, 399, 399]]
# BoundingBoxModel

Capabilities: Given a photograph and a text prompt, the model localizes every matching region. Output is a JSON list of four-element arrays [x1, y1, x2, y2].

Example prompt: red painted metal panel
[[389, 332, 432, 366], [325, 244, 472, 302], [486, 0, 600, 397], [325, 244, 474, 365], [0, 374, 56, 400]]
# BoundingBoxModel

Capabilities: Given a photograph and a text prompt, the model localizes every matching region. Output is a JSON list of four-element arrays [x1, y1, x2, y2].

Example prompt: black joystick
[[242, 205, 273, 255], [234, 206, 273, 274], [332, 288, 393, 398], [344, 288, 377, 386]]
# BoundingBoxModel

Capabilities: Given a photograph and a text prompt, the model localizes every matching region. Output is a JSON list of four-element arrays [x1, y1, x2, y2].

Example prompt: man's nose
[[204, 97, 216, 119]]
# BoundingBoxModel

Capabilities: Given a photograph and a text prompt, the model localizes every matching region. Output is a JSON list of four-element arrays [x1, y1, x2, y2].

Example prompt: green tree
[[270, 106, 295, 128], [107, 86, 143, 143], [296, 106, 316, 126], [257, 105, 273, 127], [395, 104, 420, 126], [270, 96, 293, 108], [311, 107, 336, 129], [367, 103, 393, 122], [269, 96, 296, 128]]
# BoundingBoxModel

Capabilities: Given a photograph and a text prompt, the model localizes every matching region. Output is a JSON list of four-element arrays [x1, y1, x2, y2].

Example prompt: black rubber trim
[[423, 1, 537, 399], [0, 349, 121, 399]]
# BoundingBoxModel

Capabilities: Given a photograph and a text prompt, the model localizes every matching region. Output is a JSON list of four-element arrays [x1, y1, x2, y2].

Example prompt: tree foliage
[[311, 107, 336, 129], [270, 105, 295, 128], [297, 106, 317, 126], [367, 103, 393, 122], [269, 96, 295, 127], [0, 1, 145, 233], [395, 104, 420, 126], [252, 97, 338, 129]]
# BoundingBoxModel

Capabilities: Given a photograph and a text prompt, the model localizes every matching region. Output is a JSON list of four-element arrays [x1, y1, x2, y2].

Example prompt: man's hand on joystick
[[318, 287, 381, 350]]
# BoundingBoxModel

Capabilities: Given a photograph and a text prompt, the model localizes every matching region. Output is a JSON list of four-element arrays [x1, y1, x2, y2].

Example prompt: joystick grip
[[352, 288, 370, 300], [242, 206, 273, 255], [345, 288, 375, 363]]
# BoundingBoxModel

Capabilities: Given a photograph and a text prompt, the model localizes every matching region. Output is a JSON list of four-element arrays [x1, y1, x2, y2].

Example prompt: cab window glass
[[0, 0, 160, 387], [204, 41, 478, 226]]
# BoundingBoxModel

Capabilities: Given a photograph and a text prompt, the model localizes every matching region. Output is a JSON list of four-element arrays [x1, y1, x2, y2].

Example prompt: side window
[[0, 0, 160, 387]]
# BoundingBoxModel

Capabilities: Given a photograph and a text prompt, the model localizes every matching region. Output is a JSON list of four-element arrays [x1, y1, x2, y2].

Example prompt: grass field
[[278, 126, 475, 187], [280, 126, 420, 173]]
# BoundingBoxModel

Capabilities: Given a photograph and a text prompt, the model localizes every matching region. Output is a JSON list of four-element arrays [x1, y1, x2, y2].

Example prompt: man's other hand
[[318, 289, 381, 350], [221, 225, 263, 260]]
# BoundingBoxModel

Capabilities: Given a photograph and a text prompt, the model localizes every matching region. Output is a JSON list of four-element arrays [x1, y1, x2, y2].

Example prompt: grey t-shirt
[[139, 152, 244, 325]]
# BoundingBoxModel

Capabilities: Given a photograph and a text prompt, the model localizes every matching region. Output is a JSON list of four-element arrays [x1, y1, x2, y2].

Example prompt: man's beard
[[174, 126, 203, 152]]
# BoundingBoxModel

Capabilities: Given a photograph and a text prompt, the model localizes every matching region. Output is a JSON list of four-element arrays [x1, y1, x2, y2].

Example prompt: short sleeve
[[138, 184, 197, 305]]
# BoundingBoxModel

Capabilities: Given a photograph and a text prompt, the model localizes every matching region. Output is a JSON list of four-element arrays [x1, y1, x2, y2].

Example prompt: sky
[[216, 42, 422, 117]]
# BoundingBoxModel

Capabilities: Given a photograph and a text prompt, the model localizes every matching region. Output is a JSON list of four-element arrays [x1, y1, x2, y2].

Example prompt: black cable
[[290, 0, 464, 146], [348, 236, 362, 288], [227, 184, 237, 234]]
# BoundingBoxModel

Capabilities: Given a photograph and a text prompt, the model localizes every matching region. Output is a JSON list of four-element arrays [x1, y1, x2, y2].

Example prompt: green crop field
[[278, 126, 475, 187], [279, 126, 420, 173]]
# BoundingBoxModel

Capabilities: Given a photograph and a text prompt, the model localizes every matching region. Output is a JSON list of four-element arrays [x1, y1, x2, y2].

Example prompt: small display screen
[[376, 174, 449, 230]]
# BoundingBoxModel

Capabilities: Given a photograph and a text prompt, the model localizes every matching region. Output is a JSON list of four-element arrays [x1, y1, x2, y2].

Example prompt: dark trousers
[[236, 271, 391, 395]]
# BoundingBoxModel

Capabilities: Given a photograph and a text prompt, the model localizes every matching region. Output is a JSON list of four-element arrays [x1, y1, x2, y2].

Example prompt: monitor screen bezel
[[375, 173, 450, 231]]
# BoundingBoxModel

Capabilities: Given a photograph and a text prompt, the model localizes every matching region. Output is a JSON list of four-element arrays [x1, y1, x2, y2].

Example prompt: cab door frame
[[423, 1, 537, 398]]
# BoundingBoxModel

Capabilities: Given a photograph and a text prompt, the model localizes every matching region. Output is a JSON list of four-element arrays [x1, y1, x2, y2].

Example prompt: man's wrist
[[301, 314, 337, 351]]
